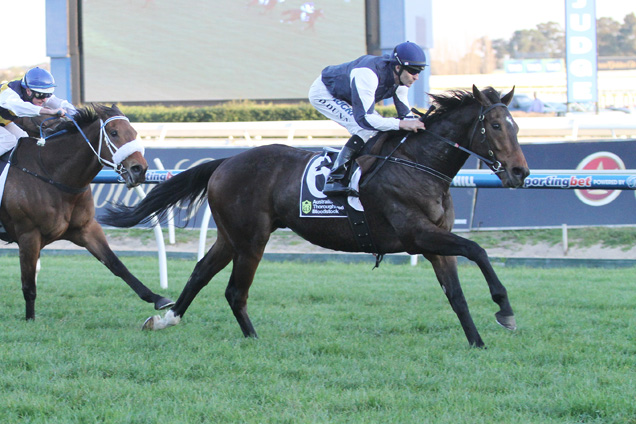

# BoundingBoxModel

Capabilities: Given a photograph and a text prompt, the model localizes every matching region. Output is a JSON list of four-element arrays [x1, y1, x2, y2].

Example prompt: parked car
[[509, 95, 566, 116], [543, 101, 567, 116], [509, 94, 532, 112]]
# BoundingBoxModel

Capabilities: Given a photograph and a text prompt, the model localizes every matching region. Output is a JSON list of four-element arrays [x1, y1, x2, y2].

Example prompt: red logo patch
[[575, 152, 625, 206]]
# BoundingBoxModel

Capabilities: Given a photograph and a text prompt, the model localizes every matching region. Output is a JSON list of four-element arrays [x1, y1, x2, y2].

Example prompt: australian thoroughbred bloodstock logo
[[523, 151, 633, 206]]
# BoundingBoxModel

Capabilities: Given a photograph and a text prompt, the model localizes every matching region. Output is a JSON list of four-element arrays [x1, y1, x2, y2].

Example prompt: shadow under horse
[[2, 105, 173, 320], [101, 86, 529, 348]]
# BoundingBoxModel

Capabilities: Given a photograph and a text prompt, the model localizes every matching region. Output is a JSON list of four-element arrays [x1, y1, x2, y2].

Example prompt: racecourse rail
[[130, 115, 636, 145], [94, 168, 636, 289]]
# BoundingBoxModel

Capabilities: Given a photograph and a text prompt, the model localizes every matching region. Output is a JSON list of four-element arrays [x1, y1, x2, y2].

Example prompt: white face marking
[[505, 116, 514, 127]]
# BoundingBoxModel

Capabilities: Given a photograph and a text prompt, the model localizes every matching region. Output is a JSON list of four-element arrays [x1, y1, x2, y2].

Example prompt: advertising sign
[[565, 0, 598, 104], [92, 141, 636, 231]]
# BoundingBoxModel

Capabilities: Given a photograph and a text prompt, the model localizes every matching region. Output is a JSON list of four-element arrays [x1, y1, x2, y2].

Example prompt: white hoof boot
[[141, 310, 181, 331]]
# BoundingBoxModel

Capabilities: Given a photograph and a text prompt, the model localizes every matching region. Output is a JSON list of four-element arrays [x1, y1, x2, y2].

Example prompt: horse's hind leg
[[172, 237, 234, 318], [74, 222, 173, 310], [424, 254, 485, 348], [225, 252, 263, 338], [144, 236, 234, 331]]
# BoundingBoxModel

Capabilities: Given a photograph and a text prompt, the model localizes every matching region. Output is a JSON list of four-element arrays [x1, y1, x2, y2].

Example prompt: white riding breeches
[[0, 122, 28, 156], [308, 76, 377, 142]]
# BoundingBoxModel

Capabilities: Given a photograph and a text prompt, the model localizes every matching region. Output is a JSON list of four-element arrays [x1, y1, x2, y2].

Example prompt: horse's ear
[[472, 84, 490, 106], [501, 86, 515, 106], [111, 104, 123, 114]]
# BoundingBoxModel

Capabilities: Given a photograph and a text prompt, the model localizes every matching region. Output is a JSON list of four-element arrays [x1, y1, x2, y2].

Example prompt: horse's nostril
[[130, 165, 146, 181], [513, 167, 529, 180]]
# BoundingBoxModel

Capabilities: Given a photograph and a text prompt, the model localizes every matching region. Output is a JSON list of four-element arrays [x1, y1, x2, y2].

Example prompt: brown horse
[[101, 86, 529, 348], [3, 104, 173, 320]]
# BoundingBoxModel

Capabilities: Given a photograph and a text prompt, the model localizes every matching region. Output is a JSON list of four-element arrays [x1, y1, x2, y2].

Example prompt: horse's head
[[469, 85, 529, 188], [93, 104, 148, 188]]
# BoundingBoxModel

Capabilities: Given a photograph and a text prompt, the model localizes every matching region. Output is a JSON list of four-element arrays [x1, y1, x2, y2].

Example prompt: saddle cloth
[[299, 149, 363, 218], [0, 152, 11, 239]]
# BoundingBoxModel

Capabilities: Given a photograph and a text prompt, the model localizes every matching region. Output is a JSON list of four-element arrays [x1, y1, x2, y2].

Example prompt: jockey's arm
[[399, 118, 424, 132], [349, 68, 401, 132], [39, 107, 66, 117], [44, 96, 78, 116], [394, 86, 424, 132], [0, 87, 41, 117]]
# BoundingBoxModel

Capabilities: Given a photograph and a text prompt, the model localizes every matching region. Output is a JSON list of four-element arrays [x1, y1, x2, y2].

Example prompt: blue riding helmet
[[392, 41, 427, 71], [21, 67, 56, 94]]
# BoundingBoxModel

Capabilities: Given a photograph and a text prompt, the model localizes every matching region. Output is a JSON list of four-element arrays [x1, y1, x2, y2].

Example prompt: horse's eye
[[492, 123, 501, 130], [110, 130, 118, 137]]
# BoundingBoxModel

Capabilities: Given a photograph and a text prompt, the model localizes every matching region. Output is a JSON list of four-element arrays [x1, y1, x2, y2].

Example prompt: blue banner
[[92, 140, 636, 230], [565, 0, 598, 104]]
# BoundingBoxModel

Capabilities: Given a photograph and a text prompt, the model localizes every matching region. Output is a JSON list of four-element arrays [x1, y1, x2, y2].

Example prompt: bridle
[[72, 115, 145, 175], [37, 114, 145, 175], [361, 102, 510, 187], [12, 112, 146, 193], [466, 102, 508, 173], [420, 102, 508, 174]]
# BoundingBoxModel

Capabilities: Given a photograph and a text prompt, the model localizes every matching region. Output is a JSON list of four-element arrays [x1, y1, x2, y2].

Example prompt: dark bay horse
[[101, 86, 529, 348], [3, 104, 173, 320]]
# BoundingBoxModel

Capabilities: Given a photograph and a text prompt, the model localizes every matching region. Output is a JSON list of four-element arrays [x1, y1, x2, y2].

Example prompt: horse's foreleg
[[75, 223, 173, 310], [469, 246, 516, 331], [144, 237, 234, 331], [424, 254, 485, 348], [422, 233, 516, 332]]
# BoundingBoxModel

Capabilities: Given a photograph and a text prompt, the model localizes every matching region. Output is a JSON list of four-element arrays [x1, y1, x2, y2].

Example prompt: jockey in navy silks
[[0, 67, 77, 156], [309, 41, 427, 196]]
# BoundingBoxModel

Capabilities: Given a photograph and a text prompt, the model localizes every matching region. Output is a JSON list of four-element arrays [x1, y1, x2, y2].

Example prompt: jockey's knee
[[0, 130, 18, 156]]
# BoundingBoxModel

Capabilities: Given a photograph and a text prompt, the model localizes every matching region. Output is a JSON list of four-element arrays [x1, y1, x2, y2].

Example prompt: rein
[[17, 163, 89, 194], [12, 112, 145, 194], [361, 102, 508, 187]]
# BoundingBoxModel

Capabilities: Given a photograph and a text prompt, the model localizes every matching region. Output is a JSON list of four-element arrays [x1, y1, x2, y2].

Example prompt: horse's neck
[[407, 119, 474, 178], [39, 124, 104, 185]]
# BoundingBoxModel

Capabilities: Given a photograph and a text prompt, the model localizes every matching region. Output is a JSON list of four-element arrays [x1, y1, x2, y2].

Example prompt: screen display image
[[81, 0, 367, 103]]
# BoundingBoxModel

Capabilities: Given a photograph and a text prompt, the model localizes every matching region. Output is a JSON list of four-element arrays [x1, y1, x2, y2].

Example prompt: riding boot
[[323, 135, 365, 196]]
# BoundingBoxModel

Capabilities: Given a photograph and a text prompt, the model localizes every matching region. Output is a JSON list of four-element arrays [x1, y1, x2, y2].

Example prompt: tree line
[[432, 13, 636, 75]]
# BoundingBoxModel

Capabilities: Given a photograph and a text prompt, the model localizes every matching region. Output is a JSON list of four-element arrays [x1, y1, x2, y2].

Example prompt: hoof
[[495, 312, 517, 331], [155, 297, 175, 310], [142, 315, 160, 331], [141, 310, 181, 331]]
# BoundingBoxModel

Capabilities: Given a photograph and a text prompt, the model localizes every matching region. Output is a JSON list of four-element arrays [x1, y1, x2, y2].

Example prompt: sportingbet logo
[[523, 175, 592, 188], [144, 170, 174, 183]]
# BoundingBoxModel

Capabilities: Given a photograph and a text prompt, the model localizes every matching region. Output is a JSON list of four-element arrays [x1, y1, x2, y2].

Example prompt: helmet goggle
[[31, 90, 53, 99], [403, 66, 424, 76]]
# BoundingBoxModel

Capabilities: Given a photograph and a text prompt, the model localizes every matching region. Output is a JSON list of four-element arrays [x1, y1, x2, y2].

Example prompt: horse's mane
[[424, 87, 501, 126], [52, 105, 99, 134]]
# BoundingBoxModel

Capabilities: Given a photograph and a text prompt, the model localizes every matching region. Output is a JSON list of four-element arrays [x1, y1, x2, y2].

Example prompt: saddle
[[300, 144, 385, 264]]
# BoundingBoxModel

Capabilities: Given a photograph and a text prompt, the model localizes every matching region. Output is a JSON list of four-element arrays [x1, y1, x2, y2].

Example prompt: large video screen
[[81, 0, 367, 103]]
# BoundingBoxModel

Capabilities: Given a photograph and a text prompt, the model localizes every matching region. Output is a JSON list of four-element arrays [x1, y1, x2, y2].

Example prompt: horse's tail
[[99, 158, 227, 228]]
